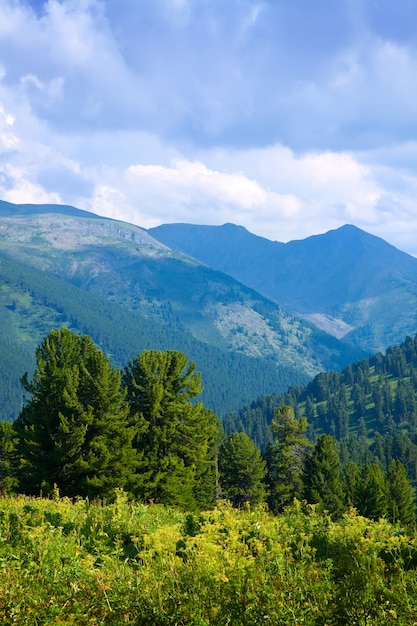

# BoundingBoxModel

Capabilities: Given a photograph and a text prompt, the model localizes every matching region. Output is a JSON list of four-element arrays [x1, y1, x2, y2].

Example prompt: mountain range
[[150, 222, 417, 354], [1, 198, 416, 422], [0, 199, 362, 420]]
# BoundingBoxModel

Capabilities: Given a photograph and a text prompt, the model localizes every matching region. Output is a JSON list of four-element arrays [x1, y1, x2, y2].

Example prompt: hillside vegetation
[[2, 327, 417, 623], [225, 334, 417, 485], [1, 493, 417, 625], [0, 251, 309, 420], [0, 201, 363, 374]]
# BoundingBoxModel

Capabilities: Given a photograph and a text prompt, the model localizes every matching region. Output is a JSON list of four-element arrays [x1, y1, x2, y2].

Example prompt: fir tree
[[218, 432, 267, 508], [123, 349, 222, 510], [14, 328, 136, 499], [304, 434, 345, 519], [386, 459, 416, 528], [265, 406, 311, 513], [343, 461, 361, 508], [0, 421, 18, 494], [355, 464, 387, 521]]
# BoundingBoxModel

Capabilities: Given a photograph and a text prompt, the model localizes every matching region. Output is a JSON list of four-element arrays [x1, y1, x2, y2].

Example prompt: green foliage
[[224, 393, 282, 450], [218, 432, 267, 508], [123, 350, 223, 510], [304, 434, 345, 518], [0, 421, 18, 493], [386, 459, 416, 528], [228, 334, 417, 496], [14, 328, 136, 499], [265, 406, 311, 513], [1, 495, 417, 624], [354, 464, 388, 521]]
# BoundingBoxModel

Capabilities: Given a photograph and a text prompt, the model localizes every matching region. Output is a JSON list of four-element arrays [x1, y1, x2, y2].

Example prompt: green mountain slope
[[225, 334, 417, 486], [149, 222, 417, 354], [0, 250, 311, 420], [0, 201, 362, 380]]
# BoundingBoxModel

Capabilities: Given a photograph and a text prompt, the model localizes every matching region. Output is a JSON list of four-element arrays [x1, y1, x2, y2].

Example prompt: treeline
[[0, 252, 307, 420], [0, 329, 224, 511], [225, 334, 417, 484], [0, 328, 298, 513], [1, 328, 415, 531], [221, 407, 415, 528]]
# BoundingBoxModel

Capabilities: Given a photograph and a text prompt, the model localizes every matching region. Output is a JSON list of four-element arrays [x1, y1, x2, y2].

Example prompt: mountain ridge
[[0, 200, 366, 420], [149, 221, 417, 353], [0, 200, 360, 376], [0, 247, 311, 420], [0, 199, 102, 220]]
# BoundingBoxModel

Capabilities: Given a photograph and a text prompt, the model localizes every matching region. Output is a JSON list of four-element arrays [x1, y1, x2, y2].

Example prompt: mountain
[[149, 222, 417, 354], [0, 248, 310, 421], [0, 200, 363, 419]]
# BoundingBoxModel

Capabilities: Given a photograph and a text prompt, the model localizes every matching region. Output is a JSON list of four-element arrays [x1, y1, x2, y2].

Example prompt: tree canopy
[[14, 328, 136, 499], [218, 432, 267, 508], [265, 406, 311, 513], [122, 349, 222, 510]]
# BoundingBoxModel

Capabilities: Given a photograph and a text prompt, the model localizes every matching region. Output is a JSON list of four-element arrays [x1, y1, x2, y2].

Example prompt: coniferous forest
[[2, 328, 417, 623], [225, 334, 417, 487]]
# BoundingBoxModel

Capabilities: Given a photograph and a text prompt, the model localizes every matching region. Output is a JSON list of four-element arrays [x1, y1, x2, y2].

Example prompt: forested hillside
[[0, 251, 307, 420], [225, 334, 417, 485], [3, 328, 413, 524], [0, 201, 364, 376], [2, 327, 417, 624]]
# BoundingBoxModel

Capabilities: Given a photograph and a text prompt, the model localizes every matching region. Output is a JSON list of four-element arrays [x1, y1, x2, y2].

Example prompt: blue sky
[[1, 0, 417, 254]]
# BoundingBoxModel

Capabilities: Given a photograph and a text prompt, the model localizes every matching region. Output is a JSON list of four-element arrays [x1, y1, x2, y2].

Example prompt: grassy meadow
[[1, 492, 417, 625]]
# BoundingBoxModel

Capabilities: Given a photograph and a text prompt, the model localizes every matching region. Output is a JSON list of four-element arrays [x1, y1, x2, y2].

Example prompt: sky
[[1, 1, 417, 254]]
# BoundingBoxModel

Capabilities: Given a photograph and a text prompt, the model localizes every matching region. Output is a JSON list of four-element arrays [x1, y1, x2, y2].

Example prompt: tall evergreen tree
[[386, 459, 416, 528], [122, 349, 222, 510], [355, 464, 387, 521], [265, 406, 310, 513], [304, 434, 344, 519], [218, 432, 267, 508], [14, 328, 136, 499]]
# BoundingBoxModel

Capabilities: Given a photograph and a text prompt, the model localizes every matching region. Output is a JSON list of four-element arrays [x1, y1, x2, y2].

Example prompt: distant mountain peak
[[150, 220, 417, 355], [0, 199, 100, 220]]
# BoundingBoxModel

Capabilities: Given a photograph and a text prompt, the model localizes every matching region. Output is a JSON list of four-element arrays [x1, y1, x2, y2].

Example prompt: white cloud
[[128, 159, 267, 209], [20, 74, 64, 100], [0, 0, 416, 257], [74, 147, 382, 246], [0, 0, 416, 151], [0, 104, 15, 127], [0, 164, 61, 205]]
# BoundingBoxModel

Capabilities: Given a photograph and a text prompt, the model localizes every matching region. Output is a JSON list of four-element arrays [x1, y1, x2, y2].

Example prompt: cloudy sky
[[1, 0, 417, 253]]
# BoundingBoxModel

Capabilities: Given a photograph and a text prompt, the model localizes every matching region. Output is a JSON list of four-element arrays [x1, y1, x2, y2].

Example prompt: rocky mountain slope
[[0, 200, 364, 419], [150, 222, 417, 354], [0, 200, 359, 377]]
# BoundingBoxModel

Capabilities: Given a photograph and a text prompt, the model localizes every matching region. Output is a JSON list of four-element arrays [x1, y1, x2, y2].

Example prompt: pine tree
[[265, 406, 310, 513], [123, 349, 222, 510], [304, 434, 344, 518], [14, 328, 136, 499], [355, 464, 387, 520], [386, 459, 416, 528], [218, 432, 267, 508]]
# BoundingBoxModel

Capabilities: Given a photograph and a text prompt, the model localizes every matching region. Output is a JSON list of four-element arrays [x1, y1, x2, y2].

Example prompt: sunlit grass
[[0, 493, 416, 624]]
